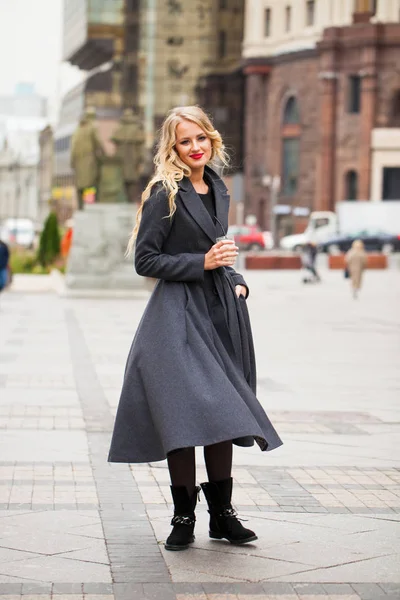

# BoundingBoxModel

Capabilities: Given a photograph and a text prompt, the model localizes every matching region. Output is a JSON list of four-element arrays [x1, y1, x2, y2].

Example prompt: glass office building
[[63, 0, 124, 69]]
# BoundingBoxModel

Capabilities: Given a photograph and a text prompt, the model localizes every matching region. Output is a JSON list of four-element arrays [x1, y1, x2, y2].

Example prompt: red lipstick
[[190, 153, 204, 159]]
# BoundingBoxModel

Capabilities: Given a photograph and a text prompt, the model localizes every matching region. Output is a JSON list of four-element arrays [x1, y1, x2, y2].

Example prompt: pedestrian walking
[[301, 242, 320, 283], [108, 106, 282, 551], [0, 239, 10, 293], [345, 239, 367, 299]]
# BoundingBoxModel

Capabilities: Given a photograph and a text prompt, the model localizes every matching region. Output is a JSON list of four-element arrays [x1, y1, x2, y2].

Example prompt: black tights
[[167, 441, 233, 496]]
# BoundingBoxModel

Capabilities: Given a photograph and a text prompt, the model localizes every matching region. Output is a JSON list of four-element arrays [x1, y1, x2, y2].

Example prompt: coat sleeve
[[224, 266, 249, 298], [134, 190, 205, 282]]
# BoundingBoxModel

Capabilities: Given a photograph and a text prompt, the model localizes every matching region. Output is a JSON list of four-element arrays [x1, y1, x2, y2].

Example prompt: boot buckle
[[171, 515, 195, 526], [219, 507, 237, 518]]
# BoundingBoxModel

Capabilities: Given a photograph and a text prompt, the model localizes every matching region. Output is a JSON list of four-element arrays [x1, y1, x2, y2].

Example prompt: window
[[348, 75, 361, 113], [383, 168, 400, 200], [314, 217, 330, 229], [283, 96, 300, 124], [264, 8, 272, 37], [306, 0, 315, 26], [285, 5, 292, 32], [218, 30, 227, 58], [281, 96, 301, 196], [167, 36, 184, 46], [345, 170, 358, 200], [390, 90, 400, 126], [282, 138, 300, 196]]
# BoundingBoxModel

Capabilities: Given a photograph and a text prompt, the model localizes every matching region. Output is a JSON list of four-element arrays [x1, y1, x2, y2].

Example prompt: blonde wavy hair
[[126, 105, 229, 256]]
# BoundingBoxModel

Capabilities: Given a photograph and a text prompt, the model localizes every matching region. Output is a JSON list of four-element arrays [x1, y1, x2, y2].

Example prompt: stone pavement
[[0, 268, 399, 600]]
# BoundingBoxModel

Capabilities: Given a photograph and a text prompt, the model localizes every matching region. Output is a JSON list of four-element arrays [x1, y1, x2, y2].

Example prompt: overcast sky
[[0, 0, 82, 120]]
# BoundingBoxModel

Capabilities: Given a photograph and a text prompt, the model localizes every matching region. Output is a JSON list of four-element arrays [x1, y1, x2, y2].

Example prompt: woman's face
[[174, 119, 212, 171]]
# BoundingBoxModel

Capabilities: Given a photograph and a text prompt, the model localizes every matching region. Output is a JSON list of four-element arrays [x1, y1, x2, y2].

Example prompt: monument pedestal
[[65, 204, 145, 294]]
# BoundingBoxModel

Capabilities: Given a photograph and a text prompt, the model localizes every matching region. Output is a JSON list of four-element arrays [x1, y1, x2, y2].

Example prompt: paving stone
[[352, 583, 391, 599], [292, 583, 326, 595], [142, 583, 177, 599], [379, 583, 400, 595], [0, 585, 22, 595], [173, 583, 206, 594], [20, 584, 52, 595], [52, 584, 84, 594], [82, 584, 114, 594], [322, 584, 359, 594], [261, 583, 296, 594]]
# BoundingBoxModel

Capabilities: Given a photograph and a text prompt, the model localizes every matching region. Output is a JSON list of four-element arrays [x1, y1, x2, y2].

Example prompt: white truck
[[279, 201, 400, 252]]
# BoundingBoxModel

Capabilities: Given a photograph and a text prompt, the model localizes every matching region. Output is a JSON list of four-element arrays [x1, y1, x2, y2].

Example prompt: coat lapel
[[208, 170, 230, 238], [178, 167, 230, 244], [178, 178, 216, 243]]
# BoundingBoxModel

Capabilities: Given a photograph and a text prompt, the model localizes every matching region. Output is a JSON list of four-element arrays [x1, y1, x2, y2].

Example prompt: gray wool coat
[[108, 166, 282, 463]]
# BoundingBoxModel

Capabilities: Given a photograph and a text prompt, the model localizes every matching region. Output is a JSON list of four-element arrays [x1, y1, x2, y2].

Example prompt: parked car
[[318, 229, 400, 254], [227, 225, 273, 251], [0, 218, 36, 249]]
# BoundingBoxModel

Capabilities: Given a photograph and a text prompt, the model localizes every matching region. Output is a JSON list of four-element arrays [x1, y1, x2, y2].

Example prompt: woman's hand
[[235, 285, 247, 298], [204, 239, 239, 270]]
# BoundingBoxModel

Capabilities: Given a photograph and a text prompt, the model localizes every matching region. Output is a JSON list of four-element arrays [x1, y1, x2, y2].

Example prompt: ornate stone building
[[243, 0, 400, 234], [196, 0, 245, 172]]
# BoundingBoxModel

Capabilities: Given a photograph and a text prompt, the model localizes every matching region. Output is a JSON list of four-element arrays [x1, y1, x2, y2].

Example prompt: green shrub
[[37, 212, 61, 267], [10, 250, 37, 274], [31, 264, 50, 274]]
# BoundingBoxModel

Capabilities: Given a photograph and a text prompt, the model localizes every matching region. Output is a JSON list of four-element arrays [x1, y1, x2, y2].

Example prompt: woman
[[345, 239, 367, 299], [108, 106, 282, 551]]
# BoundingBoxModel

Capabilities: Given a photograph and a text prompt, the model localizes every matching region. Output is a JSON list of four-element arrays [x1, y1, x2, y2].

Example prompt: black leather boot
[[165, 485, 200, 551], [200, 477, 257, 544]]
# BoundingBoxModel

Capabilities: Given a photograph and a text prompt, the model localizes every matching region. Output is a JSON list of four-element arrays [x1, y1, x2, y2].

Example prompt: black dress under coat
[[108, 166, 282, 463]]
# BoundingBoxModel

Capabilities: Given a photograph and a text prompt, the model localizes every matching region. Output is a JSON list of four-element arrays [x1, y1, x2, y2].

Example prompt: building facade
[[124, 0, 245, 164], [196, 0, 245, 173], [0, 143, 39, 223], [243, 0, 400, 235], [0, 84, 48, 224]]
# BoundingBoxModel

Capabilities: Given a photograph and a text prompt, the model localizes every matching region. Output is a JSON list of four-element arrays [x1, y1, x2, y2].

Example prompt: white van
[[0, 218, 36, 248]]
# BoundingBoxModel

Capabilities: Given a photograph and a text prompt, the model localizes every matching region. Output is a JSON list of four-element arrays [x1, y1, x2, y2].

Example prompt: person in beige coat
[[345, 240, 367, 299], [70, 108, 105, 209]]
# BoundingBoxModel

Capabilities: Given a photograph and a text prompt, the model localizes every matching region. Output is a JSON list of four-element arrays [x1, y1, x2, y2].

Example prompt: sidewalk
[[0, 269, 399, 600]]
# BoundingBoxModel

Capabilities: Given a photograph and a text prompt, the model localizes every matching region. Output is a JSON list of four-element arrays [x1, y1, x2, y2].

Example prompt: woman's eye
[[198, 136, 206, 141], [180, 140, 189, 145]]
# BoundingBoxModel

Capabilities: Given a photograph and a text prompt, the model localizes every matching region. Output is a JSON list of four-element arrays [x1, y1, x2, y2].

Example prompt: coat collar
[[178, 166, 230, 243]]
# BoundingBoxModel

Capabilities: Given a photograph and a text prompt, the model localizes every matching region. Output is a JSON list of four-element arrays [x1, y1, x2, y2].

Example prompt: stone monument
[[70, 107, 105, 210], [65, 108, 144, 295], [111, 108, 145, 203]]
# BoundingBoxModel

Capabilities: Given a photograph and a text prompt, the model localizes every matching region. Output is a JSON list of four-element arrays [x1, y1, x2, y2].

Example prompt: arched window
[[345, 170, 358, 201], [282, 96, 301, 196], [283, 96, 300, 124]]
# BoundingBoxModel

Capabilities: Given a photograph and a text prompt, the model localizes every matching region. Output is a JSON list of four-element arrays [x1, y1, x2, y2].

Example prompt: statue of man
[[70, 107, 106, 210], [111, 108, 145, 203]]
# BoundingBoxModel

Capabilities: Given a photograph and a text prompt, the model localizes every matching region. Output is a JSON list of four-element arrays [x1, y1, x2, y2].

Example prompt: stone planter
[[328, 254, 388, 269], [245, 254, 302, 270]]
